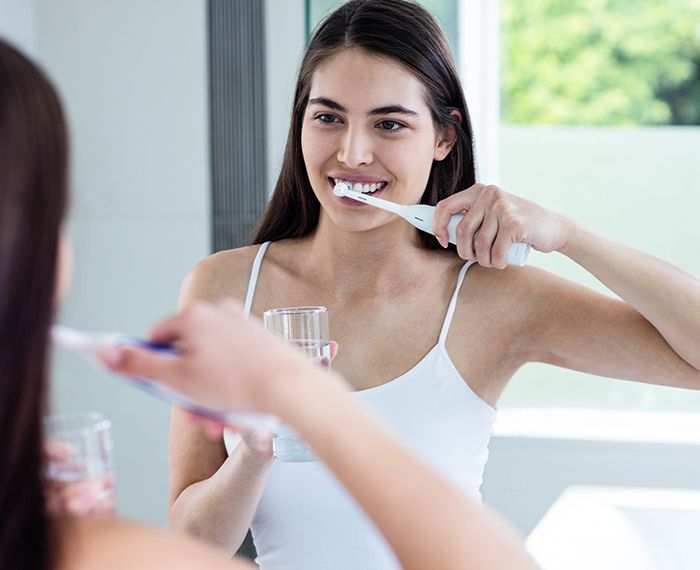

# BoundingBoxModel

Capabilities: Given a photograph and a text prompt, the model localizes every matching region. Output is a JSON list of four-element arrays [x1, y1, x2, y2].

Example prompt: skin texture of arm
[[168, 248, 273, 552], [60, 516, 257, 570], [99, 301, 540, 570], [556, 223, 700, 375], [509, 238, 700, 392]]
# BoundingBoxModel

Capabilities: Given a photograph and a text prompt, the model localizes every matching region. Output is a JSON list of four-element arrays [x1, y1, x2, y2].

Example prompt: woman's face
[[301, 47, 454, 234]]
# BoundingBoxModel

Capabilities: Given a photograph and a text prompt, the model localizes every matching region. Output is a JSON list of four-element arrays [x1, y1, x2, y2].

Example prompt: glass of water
[[43, 411, 116, 515], [263, 306, 330, 462]]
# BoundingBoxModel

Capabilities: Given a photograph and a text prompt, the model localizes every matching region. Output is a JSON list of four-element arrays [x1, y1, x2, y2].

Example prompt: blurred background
[[2, 0, 700, 536]]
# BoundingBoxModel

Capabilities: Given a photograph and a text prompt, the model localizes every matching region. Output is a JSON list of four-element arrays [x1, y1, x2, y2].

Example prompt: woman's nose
[[336, 127, 373, 168]]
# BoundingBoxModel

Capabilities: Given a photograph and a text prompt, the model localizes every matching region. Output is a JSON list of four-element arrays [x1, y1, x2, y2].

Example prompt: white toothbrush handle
[[402, 206, 531, 266], [446, 214, 531, 266]]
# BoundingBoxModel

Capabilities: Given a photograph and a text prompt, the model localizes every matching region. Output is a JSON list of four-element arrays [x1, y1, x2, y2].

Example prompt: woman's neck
[[301, 212, 440, 298]]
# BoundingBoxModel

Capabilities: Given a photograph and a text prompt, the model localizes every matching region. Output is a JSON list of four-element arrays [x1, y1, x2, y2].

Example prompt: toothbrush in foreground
[[52, 325, 278, 431], [334, 182, 531, 266]]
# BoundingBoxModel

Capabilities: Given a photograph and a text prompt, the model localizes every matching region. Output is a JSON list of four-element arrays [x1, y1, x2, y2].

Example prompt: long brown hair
[[253, 0, 475, 248], [0, 38, 69, 570]]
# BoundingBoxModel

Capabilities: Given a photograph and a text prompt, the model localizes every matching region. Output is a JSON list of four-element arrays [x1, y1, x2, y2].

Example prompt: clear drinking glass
[[263, 306, 330, 462], [43, 411, 116, 515]]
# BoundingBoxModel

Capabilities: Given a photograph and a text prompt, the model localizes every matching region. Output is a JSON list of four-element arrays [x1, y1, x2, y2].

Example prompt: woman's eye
[[377, 120, 404, 132], [315, 113, 340, 124]]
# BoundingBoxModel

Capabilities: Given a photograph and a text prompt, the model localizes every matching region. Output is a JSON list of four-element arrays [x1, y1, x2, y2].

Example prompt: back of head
[[0, 38, 68, 570], [254, 0, 475, 248]]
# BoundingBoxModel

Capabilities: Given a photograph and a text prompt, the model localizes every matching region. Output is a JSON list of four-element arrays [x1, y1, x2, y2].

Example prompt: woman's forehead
[[309, 48, 429, 112]]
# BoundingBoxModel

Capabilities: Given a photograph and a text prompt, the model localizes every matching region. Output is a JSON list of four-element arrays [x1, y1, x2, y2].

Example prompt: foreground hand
[[432, 183, 571, 268], [97, 300, 326, 417]]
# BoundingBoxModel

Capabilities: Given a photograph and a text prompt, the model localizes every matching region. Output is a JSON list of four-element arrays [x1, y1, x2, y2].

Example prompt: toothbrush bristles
[[333, 181, 352, 197]]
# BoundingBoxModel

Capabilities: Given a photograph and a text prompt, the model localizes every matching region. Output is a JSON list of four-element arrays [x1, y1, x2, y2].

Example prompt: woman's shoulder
[[179, 243, 267, 306], [60, 516, 254, 570], [459, 259, 558, 296], [454, 261, 579, 327]]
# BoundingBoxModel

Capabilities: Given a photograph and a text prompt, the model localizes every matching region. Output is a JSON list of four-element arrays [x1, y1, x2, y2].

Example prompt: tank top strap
[[243, 241, 271, 317], [438, 260, 475, 345]]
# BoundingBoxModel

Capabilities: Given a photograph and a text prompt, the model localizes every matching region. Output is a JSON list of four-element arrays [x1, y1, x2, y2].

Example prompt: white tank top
[[224, 241, 496, 570]]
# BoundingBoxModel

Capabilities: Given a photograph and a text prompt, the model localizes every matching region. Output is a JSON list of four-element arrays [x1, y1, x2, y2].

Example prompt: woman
[[168, 0, 700, 568], [0, 33, 536, 570]]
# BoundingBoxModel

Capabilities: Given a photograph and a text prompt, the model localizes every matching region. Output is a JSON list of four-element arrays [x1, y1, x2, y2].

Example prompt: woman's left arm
[[433, 183, 700, 386], [560, 223, 700, 374]]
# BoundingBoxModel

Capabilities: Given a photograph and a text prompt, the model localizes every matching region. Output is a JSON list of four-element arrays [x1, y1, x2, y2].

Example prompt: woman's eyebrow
[[308, 97, 418, 117], [308, 97, 346, 111], [368, 105, 418, 117]]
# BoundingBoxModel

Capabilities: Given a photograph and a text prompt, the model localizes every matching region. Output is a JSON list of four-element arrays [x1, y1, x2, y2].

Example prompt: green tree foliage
[[502, 0, 700, 125]]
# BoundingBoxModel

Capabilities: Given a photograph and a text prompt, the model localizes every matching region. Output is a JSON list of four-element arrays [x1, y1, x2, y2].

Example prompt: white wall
[[38, 0, 210, 526], [0, 0, 36, 55], [265, 0, 306, 194]]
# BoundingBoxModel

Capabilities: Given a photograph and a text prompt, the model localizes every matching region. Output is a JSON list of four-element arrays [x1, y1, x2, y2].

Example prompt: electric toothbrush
[[52, 325, 278, 431], [333, 181, 531, 266]]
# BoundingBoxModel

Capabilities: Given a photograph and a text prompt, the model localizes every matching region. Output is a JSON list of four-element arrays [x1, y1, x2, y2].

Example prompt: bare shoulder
[[179, 244, 265, 307], [457, 262, 594, 314], [453, 261, 624, 353], [62, 516, 254, 570], [449, 262, 605, 352]]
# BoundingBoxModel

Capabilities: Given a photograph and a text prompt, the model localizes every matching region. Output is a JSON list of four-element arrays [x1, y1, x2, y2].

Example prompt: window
[[501, 1, 700, 126], [498, 0, 700, 412]]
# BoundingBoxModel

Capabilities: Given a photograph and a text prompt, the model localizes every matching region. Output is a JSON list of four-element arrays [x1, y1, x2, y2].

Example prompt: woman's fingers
[[454, 204, 485, 261], [435, 184, 549, 268], [491, 223, 516, 269], [241, 429, 274, 457], [97, 344, 183, 386], [432, 184, 483, 246], [44, 439, 76, 463], [147, 306, 198, 345], [473, 215, 499, 267], [185, 412, 226, 439]]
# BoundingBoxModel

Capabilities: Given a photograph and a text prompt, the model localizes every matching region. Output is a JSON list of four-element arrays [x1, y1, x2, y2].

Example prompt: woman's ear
[[434, 109, 462, 161]]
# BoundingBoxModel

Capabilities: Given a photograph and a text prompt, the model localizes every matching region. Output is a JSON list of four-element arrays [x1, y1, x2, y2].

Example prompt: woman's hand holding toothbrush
[[432, 183, 572, 268], [97, 303, 340, 438]]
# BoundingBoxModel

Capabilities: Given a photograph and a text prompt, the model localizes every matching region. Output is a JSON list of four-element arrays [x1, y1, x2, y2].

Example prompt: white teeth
[[334, 179, 385, 194]]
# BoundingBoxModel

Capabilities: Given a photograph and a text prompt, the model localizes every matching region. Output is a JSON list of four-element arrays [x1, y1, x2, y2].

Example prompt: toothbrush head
[[333, 181, 353, 197]]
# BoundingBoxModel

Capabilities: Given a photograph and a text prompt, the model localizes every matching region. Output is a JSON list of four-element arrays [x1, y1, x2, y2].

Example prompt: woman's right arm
[[168, 409, 271, 551], [168, 251, 272, 552]]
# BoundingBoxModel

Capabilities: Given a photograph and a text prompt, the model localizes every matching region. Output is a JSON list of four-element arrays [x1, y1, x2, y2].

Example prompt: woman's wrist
[[557, 216, 592, 259]]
